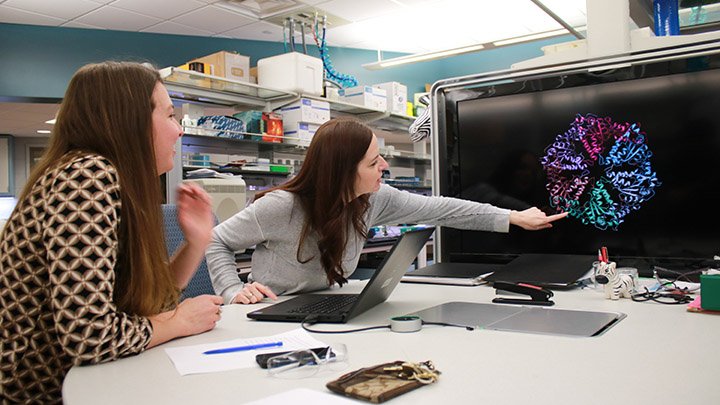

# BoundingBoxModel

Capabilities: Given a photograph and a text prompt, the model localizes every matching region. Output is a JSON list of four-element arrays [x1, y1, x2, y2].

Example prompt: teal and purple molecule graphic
[[541, 114, 661, 230]]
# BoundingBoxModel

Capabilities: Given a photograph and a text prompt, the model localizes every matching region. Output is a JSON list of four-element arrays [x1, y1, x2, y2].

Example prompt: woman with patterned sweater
[[0, 62, 224, 403]]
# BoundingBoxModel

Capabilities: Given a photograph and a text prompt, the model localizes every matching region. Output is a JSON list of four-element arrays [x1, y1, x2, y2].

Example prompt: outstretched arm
[[509, 207, 568, 230]]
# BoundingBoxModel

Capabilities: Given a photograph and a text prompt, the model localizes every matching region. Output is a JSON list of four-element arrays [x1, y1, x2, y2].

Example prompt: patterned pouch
[[326, 361, 439, 403]]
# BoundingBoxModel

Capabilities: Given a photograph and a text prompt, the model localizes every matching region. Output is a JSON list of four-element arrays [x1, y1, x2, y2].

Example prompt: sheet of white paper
[[242, 388, 357, 405], [165, 328, 328, 376]]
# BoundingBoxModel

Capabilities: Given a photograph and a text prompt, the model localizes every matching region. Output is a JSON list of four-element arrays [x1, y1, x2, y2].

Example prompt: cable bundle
[[313, 15, 357, 88]]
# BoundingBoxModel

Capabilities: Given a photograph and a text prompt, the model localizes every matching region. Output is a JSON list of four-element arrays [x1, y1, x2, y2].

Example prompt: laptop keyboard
[[289, 295, 358, 314]]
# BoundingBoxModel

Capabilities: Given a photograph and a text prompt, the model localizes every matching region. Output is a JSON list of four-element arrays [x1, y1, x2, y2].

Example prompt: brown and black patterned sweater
[[0, 154, 153, 404]]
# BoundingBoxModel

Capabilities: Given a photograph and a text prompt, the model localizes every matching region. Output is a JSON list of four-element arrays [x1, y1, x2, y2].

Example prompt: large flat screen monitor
[[438, 46, 720, 275]]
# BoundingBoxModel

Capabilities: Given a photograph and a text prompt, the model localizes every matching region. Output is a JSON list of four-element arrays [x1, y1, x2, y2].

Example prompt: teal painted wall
[[0, 23, 571, 100]]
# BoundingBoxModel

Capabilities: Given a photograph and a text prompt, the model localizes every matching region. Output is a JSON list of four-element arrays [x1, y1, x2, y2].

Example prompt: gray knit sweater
[[206, 184, 511, 303]]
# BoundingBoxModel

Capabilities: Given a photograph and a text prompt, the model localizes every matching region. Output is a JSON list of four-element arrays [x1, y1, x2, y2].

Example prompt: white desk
[[63, 282, 718, 404]]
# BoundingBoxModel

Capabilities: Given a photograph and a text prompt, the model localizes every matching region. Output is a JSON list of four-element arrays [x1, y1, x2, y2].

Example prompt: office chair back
[[161, 204, 217, 300]]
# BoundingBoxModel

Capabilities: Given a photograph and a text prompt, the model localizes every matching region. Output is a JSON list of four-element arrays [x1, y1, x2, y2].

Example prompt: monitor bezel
[[431, 40, 720, 267]]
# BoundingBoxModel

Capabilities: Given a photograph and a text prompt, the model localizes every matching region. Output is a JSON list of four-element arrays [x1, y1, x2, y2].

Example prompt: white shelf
[[297, 94, 416, 131], [161, 67, 417, 132], [161, 68, 429, 204], [160, 67, 297, 108]]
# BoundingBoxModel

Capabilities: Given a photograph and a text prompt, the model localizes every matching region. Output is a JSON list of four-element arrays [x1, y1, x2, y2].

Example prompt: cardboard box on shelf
[[168, 64, 212, 88], [284, 122, 320, 147], [276, 98, 330, 125], [339, 85, 387, 111], [190, 51, 250, 82], [258, 52, 324, 96], [373, 82, 407, 115]]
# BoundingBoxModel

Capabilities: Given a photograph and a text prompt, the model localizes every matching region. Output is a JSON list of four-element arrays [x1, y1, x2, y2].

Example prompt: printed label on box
[[277, 98, 330, 125]]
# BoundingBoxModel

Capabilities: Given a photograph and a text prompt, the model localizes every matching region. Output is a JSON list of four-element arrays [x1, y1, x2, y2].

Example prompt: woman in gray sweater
[[206, 118, 567, 304]]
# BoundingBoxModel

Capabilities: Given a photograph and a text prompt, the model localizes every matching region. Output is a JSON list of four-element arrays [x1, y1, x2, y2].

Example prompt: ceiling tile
[[0, 5, 65, 25], [319, 0, 403, 22], [347, 39, 425, 54], [391, 0, 439, 5], [111, 0, 207, 20], [297, 0, 330, 5], [75, 6, 162, 30], [141, 21, 214, 36], [0, 103, 59, 138], [222, 20, 287, 42], [171, 4, 256, 33], [541, 0, 587, 22], [3, 0, 100, 20], [61, 20, 105, 29], [321, 23, 361, 47], [326, 15, 425, 52], [0, 0, 591, 54]]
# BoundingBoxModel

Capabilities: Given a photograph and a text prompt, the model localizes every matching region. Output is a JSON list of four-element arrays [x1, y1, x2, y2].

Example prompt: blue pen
[[203, 341, 283, 355]]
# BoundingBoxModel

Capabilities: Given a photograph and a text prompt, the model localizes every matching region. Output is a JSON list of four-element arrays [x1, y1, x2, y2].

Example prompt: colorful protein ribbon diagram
[[540, 113, 661, 231]]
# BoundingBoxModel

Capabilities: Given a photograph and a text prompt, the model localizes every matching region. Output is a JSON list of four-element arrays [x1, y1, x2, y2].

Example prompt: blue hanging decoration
[[314, 15, 358, 88]]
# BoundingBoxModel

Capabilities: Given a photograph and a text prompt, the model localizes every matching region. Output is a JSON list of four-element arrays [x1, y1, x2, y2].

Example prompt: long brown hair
[[257, 118, 373, 286], [17, 61, 176, 316]]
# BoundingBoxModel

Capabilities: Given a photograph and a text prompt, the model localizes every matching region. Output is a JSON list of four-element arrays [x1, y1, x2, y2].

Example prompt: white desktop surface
[[63, 281, 718, 404]]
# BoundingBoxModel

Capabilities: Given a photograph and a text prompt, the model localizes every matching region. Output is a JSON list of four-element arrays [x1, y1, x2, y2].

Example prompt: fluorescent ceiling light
[[45, 118, 56, 124], [362, 26, 581, 70], [363, 44, 486, 70], [216, 0, 303, 19], [493, 28, 575, 46], [37, 130, 51, 134]]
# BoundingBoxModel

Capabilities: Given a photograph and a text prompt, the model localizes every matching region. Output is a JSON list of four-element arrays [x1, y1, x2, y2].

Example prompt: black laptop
[[247, 227, 435, 323], [483, 253, 595, 289]]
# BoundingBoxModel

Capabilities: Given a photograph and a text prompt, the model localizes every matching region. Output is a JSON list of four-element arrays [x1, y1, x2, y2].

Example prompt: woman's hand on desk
[[147, 294, 223, 348], [232, 282, 278, 304], [510, 207, 568, 230], [175, 295, 224, 333]]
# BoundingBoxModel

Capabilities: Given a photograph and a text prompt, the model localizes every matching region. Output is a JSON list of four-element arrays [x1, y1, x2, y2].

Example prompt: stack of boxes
[[277, 98, 330, 147], [337, 82, 409, 116], [177, 52, 415, 147], [373, 82, 408, 115], [339, 86, 387, 111]]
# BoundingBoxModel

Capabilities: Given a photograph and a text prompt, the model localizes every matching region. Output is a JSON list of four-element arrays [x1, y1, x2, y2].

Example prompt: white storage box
[[258, 52, 324, 96], [339, 86, 387, 111], [277, 98, 330, 125], [284, 122, 320, 147], [373, 82, 407, 115]]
